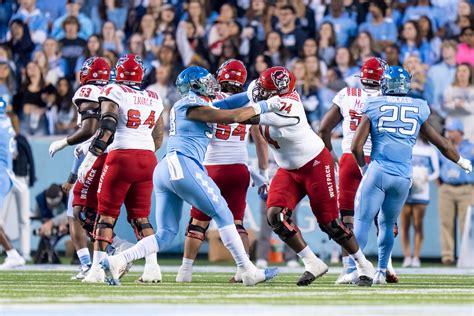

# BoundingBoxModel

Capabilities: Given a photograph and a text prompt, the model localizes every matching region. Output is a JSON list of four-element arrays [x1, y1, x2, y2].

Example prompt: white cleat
[[71, 264, 91, 280], [355, 259, 375, 287], [138, 263, 162, 283], [0, 256, 25, 270], [82, 264, 105, 283], [241, 265, 279, 286], [176, 265, 192, 283], [373, 270, 387, 285], [255, 259, 268, 269], [335, 269, 358, 285], [101, 255, 128, 286], [297, 257, 328, 286]]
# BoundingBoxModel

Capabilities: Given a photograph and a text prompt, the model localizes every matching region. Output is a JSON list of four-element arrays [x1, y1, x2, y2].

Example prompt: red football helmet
[[360, 57, 387, 87], [253, 66, 296, 101], [115, 54, 145, 85], [79, 57, 110, 85], [216, 59, 247, 87]]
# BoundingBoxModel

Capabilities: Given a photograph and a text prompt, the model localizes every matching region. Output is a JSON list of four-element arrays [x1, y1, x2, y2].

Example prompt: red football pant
[[73, 154, 107, 209], [338, 153, 370, 211], [191, 164, 250, 222], [97, 149, 157, 221], [267, 148, 338, 225]]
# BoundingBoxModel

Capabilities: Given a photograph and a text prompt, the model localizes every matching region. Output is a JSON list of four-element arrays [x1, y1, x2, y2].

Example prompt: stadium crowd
[[0, 0, 473, 139], [0, 0, 473, 269]]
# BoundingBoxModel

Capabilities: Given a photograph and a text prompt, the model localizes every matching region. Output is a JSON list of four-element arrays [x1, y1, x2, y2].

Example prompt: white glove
[[248, 166, 269, 194], [78, 152, 98, 183], [264, 95, 282, 112], [73, 145, 84, 159], [457, 157, 472, 174], [49, 138, 68, 157]]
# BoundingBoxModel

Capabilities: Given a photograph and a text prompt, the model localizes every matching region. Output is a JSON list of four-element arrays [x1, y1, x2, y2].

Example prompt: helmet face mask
[[176, 66, 220, 98], [381, 66, 411, 96]]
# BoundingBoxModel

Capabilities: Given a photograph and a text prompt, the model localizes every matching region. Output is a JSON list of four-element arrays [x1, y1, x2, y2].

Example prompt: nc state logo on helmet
[[115, 54, 145, 86], [253, 66, 296, 101], [216, 59, 247, 87], [360, 57, 387, 87], [80, 57, 110, 85]]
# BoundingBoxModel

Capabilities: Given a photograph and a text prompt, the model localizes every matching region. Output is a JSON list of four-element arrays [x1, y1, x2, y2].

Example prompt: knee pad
[[185, 218, 208, 241], [236, 224, 248, 236], [267, 207, 298, 242], [340, 209, 354, 218], [130, 218, 154, 240], [93, 215, 116, 245], [319, 219, 353, 242], [78, 207, 96, 237]]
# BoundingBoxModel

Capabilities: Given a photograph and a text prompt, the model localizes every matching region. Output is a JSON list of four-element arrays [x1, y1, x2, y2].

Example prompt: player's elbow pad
[[89, 113, 118, 156]]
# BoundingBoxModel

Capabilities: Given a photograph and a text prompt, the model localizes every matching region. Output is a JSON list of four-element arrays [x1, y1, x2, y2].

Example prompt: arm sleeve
[[213, 92, 250, 109], [70, 152, 85, 175], [259, 112, 300, 127], [428, 147, 440, 181]]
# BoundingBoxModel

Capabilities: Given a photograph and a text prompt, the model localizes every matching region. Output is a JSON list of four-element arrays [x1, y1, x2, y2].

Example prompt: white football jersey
[[72, 84, 102, 154], [99, 83, 164, 152], [333, 87, 380, 156], [204, 92, 250, 166], [261, 91, 325, 170]]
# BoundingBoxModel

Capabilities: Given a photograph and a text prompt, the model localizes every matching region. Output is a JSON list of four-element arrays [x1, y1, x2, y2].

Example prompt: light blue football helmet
[[381, 66, 411, 96], [175, 66, 220, 97]]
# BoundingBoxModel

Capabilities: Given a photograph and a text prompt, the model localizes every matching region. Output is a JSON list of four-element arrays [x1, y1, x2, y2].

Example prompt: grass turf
[[0, 271, 472, 305]]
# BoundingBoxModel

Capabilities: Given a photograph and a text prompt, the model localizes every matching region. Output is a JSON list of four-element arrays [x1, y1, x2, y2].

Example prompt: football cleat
[[355, 259, 375, 279], [255, 259, 268, 269], [71, 264, 91, 280], [373, 270, 387, 285], [229, 267, 243, 283], [241, 266, 279, 286], [356, 275, 373, 287], [100, 255, 128, 286], [82, 264, 105, 283], [297, 257, 328, 286], [386, 258, 399, 283], [0, 255, 25, 270], [176, 265, 192, 283], [335, 270, 359, 285], [138, 263, 162, 283]]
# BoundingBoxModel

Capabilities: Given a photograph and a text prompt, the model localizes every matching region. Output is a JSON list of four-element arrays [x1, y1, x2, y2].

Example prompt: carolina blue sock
[[347, 218, 371, 273], [77, 248, 91, 267]]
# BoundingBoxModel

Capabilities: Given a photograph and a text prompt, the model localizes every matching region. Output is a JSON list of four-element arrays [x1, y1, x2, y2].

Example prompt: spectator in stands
[[446, 1, 473, 38], [91, 0, 128, 34], [184, 0, 207, 38], [7, 19, 35, 75], [249, 53, 272, 80], [358, 0, 397, 46], [10, 0, 48, 46], [438, 119, 474, 265], [403, 54, 426, 99], [0, 54, 16, 99], [139, 14, 160, 61], [399, 20, 433, 65], [334, 47, 359, 87], [146, 0, 163, 21], [419, 15, 442, 63], [34, 183, 68, 221], [52, 77, 76, 134], [32, 50, 60, 86], [455, 26, 474, 66], [317, 21, 337, 66], [400, 134, 439, 268], [291, 0, 316, 38], [51, 0, 93, 41], [322, 0, 357, 47], [14, 61, 48, 135], [304, 55, 326, 88], [208, 18, 231, 66], [402, 0, 442, 32], [176, 20, 208, 67], [36, 0, 66, 27], [240, 0, 272, 46], [146, 65, 177, 128], [443, 63, 474, 141], [0, 1, 15, 43], [384, 42, 401, 66], [292, 59, 320, 128], [74, 34, 103, 83], [264, 31, 289, 67], [156, 4, 177, 43], [274, 5, 307, 59], [424, 40, 457, 117], [350, 31, 378, 66], [101, 21, 124, 54], [58, 16, 86, 81]]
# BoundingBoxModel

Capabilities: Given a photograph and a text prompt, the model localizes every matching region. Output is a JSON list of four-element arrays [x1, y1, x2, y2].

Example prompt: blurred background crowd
[[0, 0, 473, 266], [0, 0, 473, 139]]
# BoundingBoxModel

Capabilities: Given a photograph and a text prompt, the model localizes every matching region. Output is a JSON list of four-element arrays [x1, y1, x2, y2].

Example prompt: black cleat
[[356, 275, 373, 287], [297, 271, 317, 286]]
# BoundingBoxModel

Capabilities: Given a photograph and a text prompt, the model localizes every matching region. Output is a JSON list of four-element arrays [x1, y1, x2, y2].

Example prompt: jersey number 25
[[378, 105, 419, 135]]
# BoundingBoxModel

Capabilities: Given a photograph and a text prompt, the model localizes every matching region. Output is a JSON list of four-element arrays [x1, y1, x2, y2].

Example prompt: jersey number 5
[[126, 109, 156, 129], [349, 109, 362, 131], [378, 105, 419, 135]]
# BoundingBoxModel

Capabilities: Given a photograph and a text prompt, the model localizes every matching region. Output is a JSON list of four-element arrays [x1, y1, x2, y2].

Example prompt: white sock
[[182, 257, 194, 268], [350, 249, 367, 263], [218, 224, 251, 269], [6, 249, 20, 258], [92, 251, 107, 267], [297, 246, 320, 269], [77, 248, 91, 266], [121, 235, 159, 263], [342, 256, 350, 268], [145, 253, 158, 265]]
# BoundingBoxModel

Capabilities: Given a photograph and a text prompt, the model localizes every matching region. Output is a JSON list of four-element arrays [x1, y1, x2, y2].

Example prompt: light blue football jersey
[[167, 92, 213, 163], [0, 115, 14, 170], [363, 95, 430, 178]]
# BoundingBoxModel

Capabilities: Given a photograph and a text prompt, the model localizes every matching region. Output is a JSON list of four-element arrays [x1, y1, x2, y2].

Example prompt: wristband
[[67, 173, 78, 184]]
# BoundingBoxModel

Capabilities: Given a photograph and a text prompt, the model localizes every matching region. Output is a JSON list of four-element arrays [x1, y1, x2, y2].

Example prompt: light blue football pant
[[0, 168, 12, 211], [152, 151, 234, 250], [348, 164, 411, 271]]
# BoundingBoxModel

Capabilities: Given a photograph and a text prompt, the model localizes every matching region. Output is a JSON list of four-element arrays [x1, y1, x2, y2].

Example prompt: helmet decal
[[271, 69, 290, 92]]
